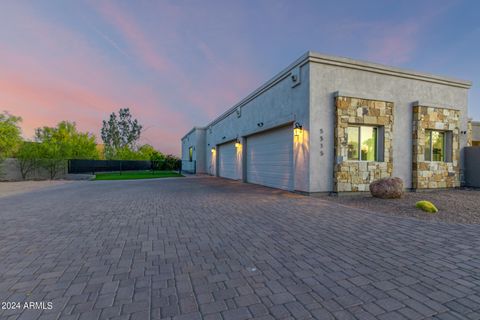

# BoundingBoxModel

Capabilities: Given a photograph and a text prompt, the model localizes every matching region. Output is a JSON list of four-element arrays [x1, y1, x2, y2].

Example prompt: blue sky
[[0, 0, 478, 155]]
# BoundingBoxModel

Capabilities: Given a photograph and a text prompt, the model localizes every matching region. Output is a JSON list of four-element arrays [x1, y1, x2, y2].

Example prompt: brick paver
[[1, 177, 480, 319]]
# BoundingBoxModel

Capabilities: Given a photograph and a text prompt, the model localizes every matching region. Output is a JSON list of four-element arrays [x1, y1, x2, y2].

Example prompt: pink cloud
[[365, 22, 420, 65]]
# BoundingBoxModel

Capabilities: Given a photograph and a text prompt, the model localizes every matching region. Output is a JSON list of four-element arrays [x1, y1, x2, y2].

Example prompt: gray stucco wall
[[309, 60, 469, 192], [181, 127, 207, 173], [203, 62, 311, 192]]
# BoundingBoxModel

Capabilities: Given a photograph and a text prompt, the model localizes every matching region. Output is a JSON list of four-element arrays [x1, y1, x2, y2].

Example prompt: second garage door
[[218, 141, 240, 180], [246, 125, 293, 190]]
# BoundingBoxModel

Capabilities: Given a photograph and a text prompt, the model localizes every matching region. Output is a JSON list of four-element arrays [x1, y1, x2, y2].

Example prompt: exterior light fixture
[[294, 122, 303, 136], [211, 147, 216, 153], [235, 139, 241, 148]]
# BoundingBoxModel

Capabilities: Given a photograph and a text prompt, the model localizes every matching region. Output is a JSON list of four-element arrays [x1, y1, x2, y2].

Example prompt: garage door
[[218, 141, 239, 180], [246, 125, 293, 190]]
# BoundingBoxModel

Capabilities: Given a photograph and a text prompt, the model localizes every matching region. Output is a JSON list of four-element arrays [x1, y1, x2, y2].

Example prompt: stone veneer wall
[[334, 96, 394, 192], [467, 119, 472, 147], [412, 105, 460, 189]]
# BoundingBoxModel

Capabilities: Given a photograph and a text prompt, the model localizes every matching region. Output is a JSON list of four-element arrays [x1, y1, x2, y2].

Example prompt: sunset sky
[[1, 0, 479, 155]]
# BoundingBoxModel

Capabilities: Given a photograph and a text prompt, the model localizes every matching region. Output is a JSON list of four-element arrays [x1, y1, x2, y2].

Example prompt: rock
[[369, 177, 404, 199]]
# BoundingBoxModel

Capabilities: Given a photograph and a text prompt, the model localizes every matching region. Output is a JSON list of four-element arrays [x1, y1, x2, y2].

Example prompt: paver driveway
[[1, 177, 480, 320]]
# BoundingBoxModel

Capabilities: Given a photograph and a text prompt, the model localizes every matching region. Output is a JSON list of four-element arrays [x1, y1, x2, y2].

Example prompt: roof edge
[[181, 126, 206, 141], [308, 51, 472, 89], [192, 51, 472, 132]]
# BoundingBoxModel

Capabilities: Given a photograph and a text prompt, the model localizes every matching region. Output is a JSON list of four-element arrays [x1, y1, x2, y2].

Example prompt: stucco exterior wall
[[181, 128, 207, 173], [204, 63, 311, 192], [309, 61, 469, 192]]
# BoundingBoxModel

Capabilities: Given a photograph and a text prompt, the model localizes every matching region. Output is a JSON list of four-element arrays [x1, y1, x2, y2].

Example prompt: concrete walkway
[[0, 177, 479, 319]]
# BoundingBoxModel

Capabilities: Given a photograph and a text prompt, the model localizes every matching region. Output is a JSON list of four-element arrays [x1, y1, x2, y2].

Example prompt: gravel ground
[[0, 180, 71, 198], [320, 188, 480, 224]]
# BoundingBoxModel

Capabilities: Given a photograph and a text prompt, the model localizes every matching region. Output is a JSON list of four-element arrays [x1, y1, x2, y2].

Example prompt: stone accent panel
[[467, 119, 472, 147], [412, 105, 460, 189], [334, 96, 394, 192]]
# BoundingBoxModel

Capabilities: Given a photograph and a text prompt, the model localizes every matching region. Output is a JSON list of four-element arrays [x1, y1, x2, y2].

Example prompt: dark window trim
[[347, 124, 382, 162], [424, 129, 451, 163]]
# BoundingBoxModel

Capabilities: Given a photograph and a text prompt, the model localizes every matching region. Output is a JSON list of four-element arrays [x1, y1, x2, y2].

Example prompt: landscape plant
[[16, 142, 41, 180], [101, 108, 142, 159], [0, 111, 22, 159], [415, 200, 438, 213], [35, 121, 99, 179]]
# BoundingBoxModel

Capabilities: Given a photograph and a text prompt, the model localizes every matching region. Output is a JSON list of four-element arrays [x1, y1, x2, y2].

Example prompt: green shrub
[[415, 200, 438, 213]]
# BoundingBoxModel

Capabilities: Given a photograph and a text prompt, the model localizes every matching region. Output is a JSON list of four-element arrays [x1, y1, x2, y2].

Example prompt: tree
[[101, 108, 142, 159], [0, 111, 22, 159], [138, 144, 165, 161], [35, 121, 99, 179], [16, 142, 41, 180]]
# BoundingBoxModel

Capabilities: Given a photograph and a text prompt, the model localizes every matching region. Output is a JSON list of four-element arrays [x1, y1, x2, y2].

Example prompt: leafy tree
[[0, 111, 22, 159], [114, 146, 144, 160], [16, 141, 41, 180], [101, 108, 142, 159], [163, 154, 181, 171], [138, 144, 165, 161], [35, 121, 99, 179]]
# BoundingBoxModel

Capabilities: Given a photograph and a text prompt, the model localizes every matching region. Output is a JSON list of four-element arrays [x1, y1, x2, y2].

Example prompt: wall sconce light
[[235, 139, 241, 148], [211, 147, 216, 153], [294, 122, 303, 136]]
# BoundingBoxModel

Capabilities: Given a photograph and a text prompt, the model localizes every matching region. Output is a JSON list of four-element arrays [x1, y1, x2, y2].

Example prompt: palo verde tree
[[35, 121, 98, 179], [16, 141, 41, 180], [101, 108, 143, 159]]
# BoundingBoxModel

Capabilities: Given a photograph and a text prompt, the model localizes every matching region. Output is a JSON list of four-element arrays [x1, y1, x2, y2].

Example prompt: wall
[[0, 158, 67, 181], [309, 57, 470, 192], [472, 121, 480, 146], [204, 62, 311, 192], [181, 128, 207, 173], [334, 96, 394, 192], [412, 105, 460, 189]]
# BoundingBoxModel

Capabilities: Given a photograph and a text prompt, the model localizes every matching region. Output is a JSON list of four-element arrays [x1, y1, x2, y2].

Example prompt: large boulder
[[369, 177, 404, 199]]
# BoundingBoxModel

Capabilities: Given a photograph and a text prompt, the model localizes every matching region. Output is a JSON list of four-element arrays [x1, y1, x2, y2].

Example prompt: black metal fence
[[465, 147, 480, 187], [68, 159, 181, 174]]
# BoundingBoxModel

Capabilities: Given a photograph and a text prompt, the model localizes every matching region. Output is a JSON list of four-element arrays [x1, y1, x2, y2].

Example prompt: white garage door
[[246, 125, 293, 190], [218, 141, 239, 180]]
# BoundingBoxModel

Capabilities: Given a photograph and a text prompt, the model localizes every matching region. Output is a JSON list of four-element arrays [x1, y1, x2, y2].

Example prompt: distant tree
[[0, 111, 22, 159], [16, 142, 41, 180], [138, 144, 165, 161], [101, 108, 142, 159], [35, 121, 99, 179], [114, 146, 143, 160], [163, 154, 181, 171]]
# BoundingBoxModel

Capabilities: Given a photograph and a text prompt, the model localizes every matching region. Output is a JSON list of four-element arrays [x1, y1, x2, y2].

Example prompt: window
[[347, 126, 378, 161], [425, 130, 446, 162], [189, 147, 193, 162]]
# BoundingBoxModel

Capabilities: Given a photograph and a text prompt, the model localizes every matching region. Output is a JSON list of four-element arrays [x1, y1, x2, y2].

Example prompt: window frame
[[424, 129, 448, 162], [188, 146, 193, 162], [347, 124, 380, 162]]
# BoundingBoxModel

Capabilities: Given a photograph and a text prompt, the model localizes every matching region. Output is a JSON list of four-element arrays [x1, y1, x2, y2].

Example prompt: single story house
[[470, 121, 480, 146], [181, 52, 472, 193]]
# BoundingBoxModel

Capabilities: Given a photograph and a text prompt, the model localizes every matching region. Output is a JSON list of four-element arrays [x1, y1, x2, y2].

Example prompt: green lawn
[[95, 170, 183, 180]]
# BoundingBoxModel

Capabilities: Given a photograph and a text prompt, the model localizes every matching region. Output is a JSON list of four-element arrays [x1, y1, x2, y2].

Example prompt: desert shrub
[[415, 200, 438, 213]]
